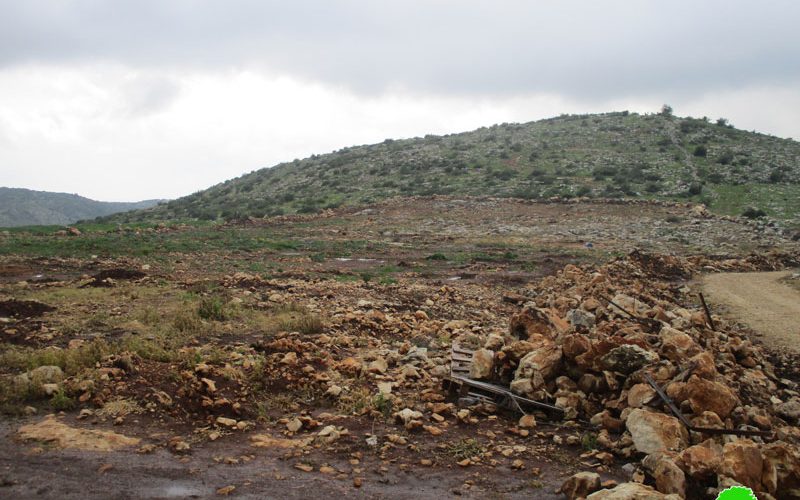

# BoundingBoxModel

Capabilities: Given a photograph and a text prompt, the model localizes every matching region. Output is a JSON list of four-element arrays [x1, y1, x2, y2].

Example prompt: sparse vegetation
[[85, 112, 800, 225], [445, 438, 485, 460]]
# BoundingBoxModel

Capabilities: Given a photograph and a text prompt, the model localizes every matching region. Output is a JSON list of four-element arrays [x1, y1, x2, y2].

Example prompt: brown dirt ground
[[0, 415, 607, 499], [702, 270, 800, 353]]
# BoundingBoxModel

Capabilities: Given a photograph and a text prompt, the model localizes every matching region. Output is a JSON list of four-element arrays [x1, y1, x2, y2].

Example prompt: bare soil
[[1, 198, 799, 499], [702, 270, 800, 353]]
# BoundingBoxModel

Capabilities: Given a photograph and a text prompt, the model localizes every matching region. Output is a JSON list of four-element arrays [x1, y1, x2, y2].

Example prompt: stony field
[[1, 197, 799, 499]]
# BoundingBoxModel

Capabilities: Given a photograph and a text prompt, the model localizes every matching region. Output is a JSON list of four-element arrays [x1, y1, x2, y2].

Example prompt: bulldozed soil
[[0, 197, 799, 499]]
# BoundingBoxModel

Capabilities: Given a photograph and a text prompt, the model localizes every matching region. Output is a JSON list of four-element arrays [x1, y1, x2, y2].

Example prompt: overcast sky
[[1, 1, 799, 201]]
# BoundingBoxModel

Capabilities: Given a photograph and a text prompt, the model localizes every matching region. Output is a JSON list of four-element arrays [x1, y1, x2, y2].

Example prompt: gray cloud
[[1, 1, 798, 100], [118, 74, 181, 117]]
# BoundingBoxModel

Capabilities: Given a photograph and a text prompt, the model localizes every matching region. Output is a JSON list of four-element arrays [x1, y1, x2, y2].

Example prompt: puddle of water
[[146, 483, 205, 498], [334, 258, 384, 263]]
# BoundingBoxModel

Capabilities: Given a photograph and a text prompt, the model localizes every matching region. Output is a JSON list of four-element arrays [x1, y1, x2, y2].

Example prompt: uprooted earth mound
[[3, 248, 799, 499], [464, 251, 800, 499]]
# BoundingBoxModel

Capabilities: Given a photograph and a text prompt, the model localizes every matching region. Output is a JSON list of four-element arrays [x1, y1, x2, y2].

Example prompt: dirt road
[[702, 271, 800, 352]]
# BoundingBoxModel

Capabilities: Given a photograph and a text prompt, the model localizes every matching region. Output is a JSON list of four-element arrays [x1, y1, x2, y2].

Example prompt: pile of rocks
[[466, 252, 800, 499]]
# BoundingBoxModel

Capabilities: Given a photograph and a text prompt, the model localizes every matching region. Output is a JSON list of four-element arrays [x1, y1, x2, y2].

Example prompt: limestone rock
[[367, 357, 388, 374], [469, 349, 494, 380], [642, 453, 686, 497], [625, 409, 688, 455], [719, 439, 764, 491], [510, 345, 562, 395], [509, 305, 562, 340], [685, 375, 738, 419], [567, 308, 596, 330], [627, 384, 656, 408], [761, 441, 800, 493], [776, 398, 800, 422], [559, 471, 601, 500], [518, 414, 537, 428], [659, 327, 701, 362], [586, 482, 681, 499], [676, 439, 722, 479]]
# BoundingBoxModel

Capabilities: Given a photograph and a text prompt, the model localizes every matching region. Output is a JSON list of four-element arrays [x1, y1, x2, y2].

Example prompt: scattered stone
[[216, 485, 236, 496], [559, 471, 602, 499], [518, 414, 536, 428], [216, 417, 237, 428], [368, 357, 388, 374], [286, 418, 303, 433]]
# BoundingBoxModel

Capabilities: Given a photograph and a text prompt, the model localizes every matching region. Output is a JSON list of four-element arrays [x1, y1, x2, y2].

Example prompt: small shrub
[[172, 310, 202, 333], [645, 182, 661, 193], [446, 438, 485, 460], [50, 388, 76, 411], [198, 296, 228, 321], [742, 207, 766, 219], [693, 145, 707, 157], [717, 151, 734, 165], [372, 392, 393, 419], [581, 432, 598, 451], [426, 253, 448, 261], [275, 305, 324, 335]]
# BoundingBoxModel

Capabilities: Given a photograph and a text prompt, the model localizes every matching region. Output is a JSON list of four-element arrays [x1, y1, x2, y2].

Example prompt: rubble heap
[[469, 251, 800, 499]]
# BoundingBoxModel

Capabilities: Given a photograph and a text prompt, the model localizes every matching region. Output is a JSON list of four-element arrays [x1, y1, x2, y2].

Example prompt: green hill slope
[[0, 187, 163, 227], [112, 111, 800, 223]]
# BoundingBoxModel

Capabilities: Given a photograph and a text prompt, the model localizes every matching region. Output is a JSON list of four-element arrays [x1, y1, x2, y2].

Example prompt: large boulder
[[562, 334, 592, 361], [586, 482, 682, 499], [15, 365, 64, 395], [659, 327, 701, 362], [600, 345, 658, 374], [642, 453, 686, 497], [501, 338, 547, 362], [627, 383, 656, 408], [509, 305, 566, 340], [625, 409, 689, 455], [684, 375, 738, 419], [718, 439, 764, 491], [676, 439, 723, 479], [469, 349, 494, 380], [687, 351, 718, 379], [567, 308, 596, 330], [761, 441, 800, 492], [510, 345, 562, 396]]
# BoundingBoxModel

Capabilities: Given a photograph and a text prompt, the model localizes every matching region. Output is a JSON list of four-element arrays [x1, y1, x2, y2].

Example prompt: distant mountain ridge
[[101, 111, 800, 224], [0, 187, 164, 227]]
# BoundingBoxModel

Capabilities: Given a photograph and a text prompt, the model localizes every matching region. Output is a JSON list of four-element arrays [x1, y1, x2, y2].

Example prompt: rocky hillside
[[111, 111, 800, 223], [0, 187, 163, 227]]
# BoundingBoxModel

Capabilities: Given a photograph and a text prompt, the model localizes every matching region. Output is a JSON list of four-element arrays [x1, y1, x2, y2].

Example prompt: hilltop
[[106, 111, 800, 224], [0, 188, 163, 227]]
